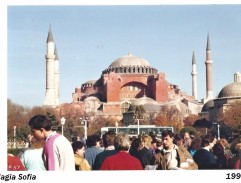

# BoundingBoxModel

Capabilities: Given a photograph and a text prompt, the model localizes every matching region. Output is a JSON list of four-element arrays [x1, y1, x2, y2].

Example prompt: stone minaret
[[54, 46, 60, 105], [205, 34, 213, 99], [191, 51, 197, 100], [44, 26, 57, 107]]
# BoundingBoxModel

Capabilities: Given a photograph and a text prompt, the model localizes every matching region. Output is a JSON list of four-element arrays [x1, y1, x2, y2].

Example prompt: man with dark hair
[[157, 130, 197, 170], [93, 130, 117, 170], [84, 134, 103, 169], [28, 115, 75, 170], [193, 135, 218, 169]]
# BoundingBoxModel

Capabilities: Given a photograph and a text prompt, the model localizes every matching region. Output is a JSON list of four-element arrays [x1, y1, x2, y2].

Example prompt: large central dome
[[102, 52, 157, 75], [109, 52, 150, 67]]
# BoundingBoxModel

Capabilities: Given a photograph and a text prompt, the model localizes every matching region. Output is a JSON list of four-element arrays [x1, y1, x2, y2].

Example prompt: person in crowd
[[28, 114, 75, 170], [219, 137, 232, 160], [193, 134, 218, 169], [150, 137, 158, 157], [8, 154, 26, 171], [100, 133, 143, 170], [93, 130, 117, 170], [137, 134, 156, 169], [154, 139, 163, 169], [17, 134, 33, 158], [72, 136, 78, 143], [72, 141, 91, 170], [156, 130, 197, 170], [173, 133, 198, 170], [154, 139, 162, 153], [84, 134, 103, 169], [129, 136, 141, 159], [212, 141, 228, 169], [228, 137, 241, 169], [188, 137, 202, 157], [24, 134, 33, 148], [174, 133, 185, 147], [148, 132, 158, 156], [20, 134, 46, 170], [183, 131, 192, 149]]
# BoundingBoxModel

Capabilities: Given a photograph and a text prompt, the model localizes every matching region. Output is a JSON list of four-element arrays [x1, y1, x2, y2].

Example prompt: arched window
[[121, 102, 131, 113]]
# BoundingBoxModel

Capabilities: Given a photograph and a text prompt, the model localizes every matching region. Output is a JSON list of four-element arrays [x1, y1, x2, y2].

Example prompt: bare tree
[[154, 107, 184, 132], [217, 101, 241, 134], [184, 114, 200, 126]]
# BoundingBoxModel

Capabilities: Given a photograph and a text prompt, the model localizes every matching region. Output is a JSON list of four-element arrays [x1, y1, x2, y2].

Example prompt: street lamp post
[[137, 119, 140, 136], [80, 117, 88, 139], [84, 120, 87, 139], [213, 122, 220, 140], [13, 126, 16, 148], [115, 121, 118, 134], [133, 115, 142, 136], [60, 117, 66, 136], [217, 124, 220, 140]]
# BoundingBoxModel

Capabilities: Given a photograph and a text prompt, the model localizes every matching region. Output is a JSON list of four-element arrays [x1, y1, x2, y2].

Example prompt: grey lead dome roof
[[218, 82, 241, 98], [201, 99, 214, 112], [131, 96, 159, 106], [109, 53, 150, 67]]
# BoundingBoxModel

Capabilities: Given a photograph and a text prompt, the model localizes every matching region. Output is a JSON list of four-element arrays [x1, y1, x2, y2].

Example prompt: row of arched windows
[[122, 86, 141, 91], [102, 66, 158, 75], [121, 93, 136, 98]]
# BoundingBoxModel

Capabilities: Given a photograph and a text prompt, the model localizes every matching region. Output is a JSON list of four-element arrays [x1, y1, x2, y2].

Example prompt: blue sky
[[7, 4, 241, 107]]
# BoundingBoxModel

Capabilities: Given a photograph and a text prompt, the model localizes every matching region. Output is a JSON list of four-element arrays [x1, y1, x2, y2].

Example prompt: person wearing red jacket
[[8, 154, 26, 171], [100, 133, 143, 170]]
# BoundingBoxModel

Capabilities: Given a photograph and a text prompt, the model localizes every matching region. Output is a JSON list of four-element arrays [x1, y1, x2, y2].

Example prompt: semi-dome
[[161, 100, 191, 115], [131, 96, 159, 106], [127, 96, 160, 112], [109, 52, 150, 67], [218, 82, 241, 98]]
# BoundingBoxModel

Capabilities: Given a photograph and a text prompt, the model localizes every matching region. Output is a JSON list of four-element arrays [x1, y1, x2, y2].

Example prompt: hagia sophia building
[[43, 26, 241, 125]]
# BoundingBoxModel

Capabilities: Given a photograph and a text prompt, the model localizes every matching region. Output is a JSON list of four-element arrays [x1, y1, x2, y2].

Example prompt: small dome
[[218, 82, 241, 98], [201, 99, 214, 112], [109, 52, 150, 67], [83, 96, 101, 103]]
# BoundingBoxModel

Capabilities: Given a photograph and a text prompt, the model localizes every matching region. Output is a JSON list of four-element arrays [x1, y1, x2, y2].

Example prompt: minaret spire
[[44, 25, 58, 107], [205, 33, 213, 100], [206, 33, 211, 51], [191, 50, 197, 100], [47, 24, 54, 43]]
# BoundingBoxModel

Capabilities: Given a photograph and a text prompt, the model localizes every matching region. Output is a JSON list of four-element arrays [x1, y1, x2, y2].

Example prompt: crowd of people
[[8, 114, 241, 171]]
